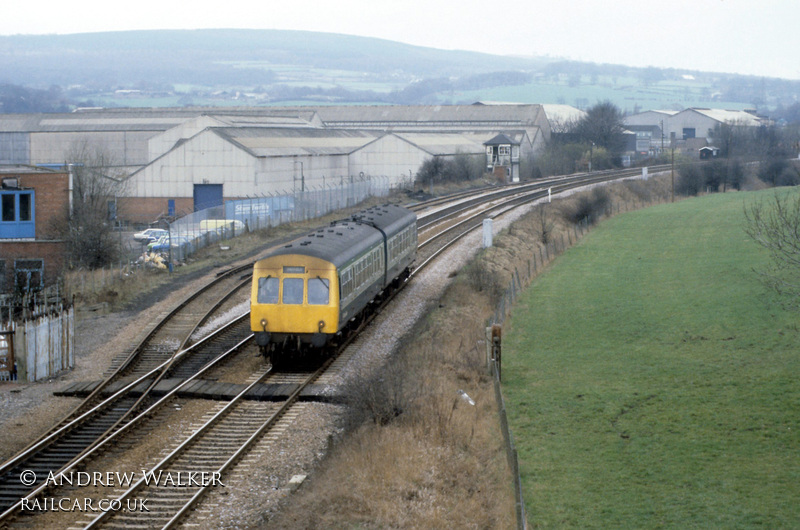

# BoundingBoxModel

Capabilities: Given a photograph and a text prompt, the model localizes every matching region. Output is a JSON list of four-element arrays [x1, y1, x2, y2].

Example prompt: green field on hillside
[[445, 78, 749, 113], [504, 189, 800, 528]]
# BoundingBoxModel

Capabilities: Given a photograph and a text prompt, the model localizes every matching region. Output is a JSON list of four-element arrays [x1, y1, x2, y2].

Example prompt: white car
[[133, 228, 168, 243]]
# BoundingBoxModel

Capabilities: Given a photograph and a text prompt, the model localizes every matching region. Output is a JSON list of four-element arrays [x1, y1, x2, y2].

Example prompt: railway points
[[0, 166, 662, 528]]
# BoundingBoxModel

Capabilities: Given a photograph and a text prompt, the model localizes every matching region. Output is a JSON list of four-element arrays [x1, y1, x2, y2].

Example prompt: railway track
[[415, 166, 661, 267], [0, 266, 254, 521], [79, 362, 322, 529], [0, 164, 663, 528], [4, 316, 254, 528]]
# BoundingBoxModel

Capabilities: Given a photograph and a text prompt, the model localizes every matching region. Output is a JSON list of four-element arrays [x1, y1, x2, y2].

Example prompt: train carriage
[[251, 204, 416, 362]]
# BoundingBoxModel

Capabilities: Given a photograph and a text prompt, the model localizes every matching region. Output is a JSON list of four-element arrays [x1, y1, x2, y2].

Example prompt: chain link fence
[[163, 176, 399, 262]]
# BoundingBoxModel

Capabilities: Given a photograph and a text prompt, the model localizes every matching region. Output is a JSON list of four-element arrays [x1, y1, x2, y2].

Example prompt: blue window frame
[[0, 190, 35, 239]]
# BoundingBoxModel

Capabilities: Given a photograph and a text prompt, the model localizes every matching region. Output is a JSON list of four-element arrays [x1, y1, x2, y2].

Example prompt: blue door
[[193, 184, 223, 212]]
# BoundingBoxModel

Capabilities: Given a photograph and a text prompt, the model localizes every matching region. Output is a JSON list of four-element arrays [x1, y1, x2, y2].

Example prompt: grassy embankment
[[504, 188, 800, 527]]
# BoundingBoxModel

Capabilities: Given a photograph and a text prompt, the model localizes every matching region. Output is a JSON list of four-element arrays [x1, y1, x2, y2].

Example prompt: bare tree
[[532, 204, 555, 245], [744, 192, 800, 306], [548, 116, 580, 135], [62, 141, 127, 268]]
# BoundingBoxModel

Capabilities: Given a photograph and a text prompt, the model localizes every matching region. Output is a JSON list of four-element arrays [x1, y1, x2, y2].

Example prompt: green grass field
[[504, 189, 800, 528]]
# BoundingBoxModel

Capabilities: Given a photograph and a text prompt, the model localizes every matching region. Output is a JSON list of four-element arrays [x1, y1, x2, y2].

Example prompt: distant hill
[[0, 29, 547, 87], [0, 29, 798, 115]]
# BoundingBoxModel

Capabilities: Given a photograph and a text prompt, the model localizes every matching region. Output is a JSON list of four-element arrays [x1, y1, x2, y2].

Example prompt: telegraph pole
[[671, 148, 675, 203]]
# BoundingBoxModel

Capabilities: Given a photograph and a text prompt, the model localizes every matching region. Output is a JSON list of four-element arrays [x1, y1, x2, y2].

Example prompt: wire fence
[[164, 175, 400, 262]]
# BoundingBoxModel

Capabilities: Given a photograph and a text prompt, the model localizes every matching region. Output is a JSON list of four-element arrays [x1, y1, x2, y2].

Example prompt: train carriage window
[[340, 268, 352, 300], [309, 278, 330, 305], [257, 277, 279, 304], [283, 278, 304, 304]]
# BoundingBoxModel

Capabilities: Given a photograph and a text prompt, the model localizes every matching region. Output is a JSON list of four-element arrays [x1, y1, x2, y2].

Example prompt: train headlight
[[260, 318, 268, 330], [318, 320, 325, 331]]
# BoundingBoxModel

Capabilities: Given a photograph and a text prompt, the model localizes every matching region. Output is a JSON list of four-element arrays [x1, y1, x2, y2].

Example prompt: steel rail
[[177, 274, 252, 351], [105, 276, 254, 449], [415, 166, 663, 231], [0, 264, 253, 482], [163, 354, 336, 529], [413, 166, 655, 273], [0, 315, 251, 524]]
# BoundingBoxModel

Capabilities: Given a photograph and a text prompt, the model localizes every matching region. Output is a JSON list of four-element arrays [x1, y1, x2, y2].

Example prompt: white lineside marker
[[482, 218, 493, 248]]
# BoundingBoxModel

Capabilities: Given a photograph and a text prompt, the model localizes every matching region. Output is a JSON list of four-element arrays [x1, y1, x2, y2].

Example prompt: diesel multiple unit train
[[250, 204, 417, 363]]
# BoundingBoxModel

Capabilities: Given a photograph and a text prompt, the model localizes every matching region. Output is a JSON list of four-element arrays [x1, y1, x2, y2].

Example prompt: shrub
[[703, 160, 726, 191], [728, 159, 746, 190], [561, 187, 611, 225], [759, 158, 791, 186], [339, 358, 417, 431], [463, 260, 505, 302], [676, 163, 704, 196]]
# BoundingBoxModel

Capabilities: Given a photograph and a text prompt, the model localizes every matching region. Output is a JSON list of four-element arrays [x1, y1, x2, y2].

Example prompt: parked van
[[199, 219, 245, 233]]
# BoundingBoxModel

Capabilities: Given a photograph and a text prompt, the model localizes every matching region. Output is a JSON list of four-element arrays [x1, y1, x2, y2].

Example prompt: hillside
[[0, 29, 799, 113]]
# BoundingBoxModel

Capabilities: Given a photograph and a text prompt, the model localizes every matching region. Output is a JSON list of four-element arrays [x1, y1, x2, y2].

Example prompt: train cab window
[[257, 277, 279, 304], [283, 278, 304, 305], [308, 278, 330, 305]]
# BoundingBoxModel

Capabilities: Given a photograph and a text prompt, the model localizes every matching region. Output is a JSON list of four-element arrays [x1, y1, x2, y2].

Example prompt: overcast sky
[[5, 0, 799, 80]]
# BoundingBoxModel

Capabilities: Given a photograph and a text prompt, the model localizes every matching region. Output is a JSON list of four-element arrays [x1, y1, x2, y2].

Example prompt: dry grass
[[269, 173, 677, 529]]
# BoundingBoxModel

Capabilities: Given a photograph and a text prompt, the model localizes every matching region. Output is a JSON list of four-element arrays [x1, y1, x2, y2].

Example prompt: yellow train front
[[250, 204, 416, 364]]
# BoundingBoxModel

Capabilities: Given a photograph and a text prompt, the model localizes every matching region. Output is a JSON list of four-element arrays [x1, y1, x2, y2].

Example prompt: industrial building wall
[[29, 131, 156, 166], [0, 133, 30, 165], [666, 111, 716, 141], [0, 241, 66, 291], [254, 154, 350, 194], [120, 197, 194, 224], [127, 130, 255, 198], [148, 116, 222, 160], [0, 170, 70, 292], [624, 111, 674, 128], [16, 172, 70, 239], [348, 135, 429, 185]]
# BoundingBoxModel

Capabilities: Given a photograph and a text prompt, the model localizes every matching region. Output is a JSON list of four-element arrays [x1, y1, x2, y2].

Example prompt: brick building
[[0, 166, 69, 295]]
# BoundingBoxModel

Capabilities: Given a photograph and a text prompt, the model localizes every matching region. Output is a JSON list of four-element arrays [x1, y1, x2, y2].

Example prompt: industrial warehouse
[[0, 104, 552, 224]]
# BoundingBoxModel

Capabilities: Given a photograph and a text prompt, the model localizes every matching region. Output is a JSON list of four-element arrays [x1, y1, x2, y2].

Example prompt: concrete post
[[482, 218, 493, 248]]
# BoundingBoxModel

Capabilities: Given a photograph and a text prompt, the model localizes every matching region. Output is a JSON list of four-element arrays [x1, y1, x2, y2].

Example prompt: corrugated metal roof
[[394, 132, 489, 155], [0, 165, 61, 174], [689, 108, 762, 126], [0, 108, 323, 133], [213, 127, 384, 157], [305, 103, 545, 126], [541, 104, 586, 124], [36, 117, 189, 132], [628, 110, 679, 118], [211, 115, 317, 128]]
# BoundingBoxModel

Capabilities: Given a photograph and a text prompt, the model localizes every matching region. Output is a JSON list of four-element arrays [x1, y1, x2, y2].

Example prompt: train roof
[[259, 204, 416, 269], [348, 204, 416, 238]]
